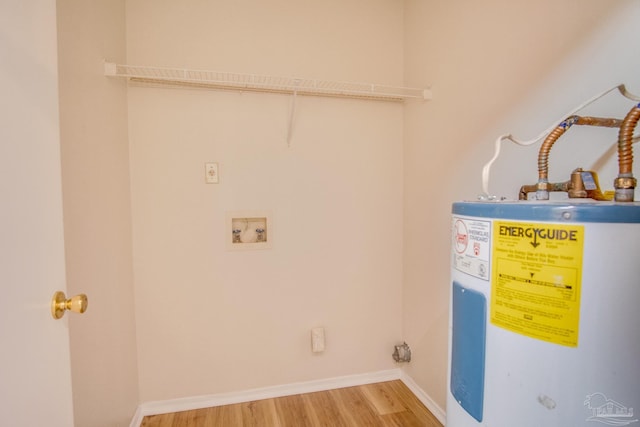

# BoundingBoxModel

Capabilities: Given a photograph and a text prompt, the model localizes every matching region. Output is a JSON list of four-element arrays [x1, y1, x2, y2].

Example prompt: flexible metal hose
[[618, 104, 640, 175], [538, 117, 576, 181]]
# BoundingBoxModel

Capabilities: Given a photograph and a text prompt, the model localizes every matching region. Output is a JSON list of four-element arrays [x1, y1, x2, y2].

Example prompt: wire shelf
[[104, 62, 431, 102]]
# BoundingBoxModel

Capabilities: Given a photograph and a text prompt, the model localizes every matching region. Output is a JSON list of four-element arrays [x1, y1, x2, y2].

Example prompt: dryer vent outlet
[[392, 342, 411, 363]]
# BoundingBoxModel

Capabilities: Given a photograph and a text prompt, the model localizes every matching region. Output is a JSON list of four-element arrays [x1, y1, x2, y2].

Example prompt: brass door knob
[[51, 291, 88, 320]]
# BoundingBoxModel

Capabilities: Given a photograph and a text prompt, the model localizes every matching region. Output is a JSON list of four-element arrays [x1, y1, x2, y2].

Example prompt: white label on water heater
[[452, 216, 491, 281]]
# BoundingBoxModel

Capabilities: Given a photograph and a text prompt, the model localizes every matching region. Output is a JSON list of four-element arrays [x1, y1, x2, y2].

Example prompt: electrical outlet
[[205, 162, 219, 184], [311, 327, 325, 353]]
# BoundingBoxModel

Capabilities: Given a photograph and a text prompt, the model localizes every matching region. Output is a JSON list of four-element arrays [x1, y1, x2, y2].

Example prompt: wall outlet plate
[[311, 327, 325, 353], [205, 162, 219, 184]]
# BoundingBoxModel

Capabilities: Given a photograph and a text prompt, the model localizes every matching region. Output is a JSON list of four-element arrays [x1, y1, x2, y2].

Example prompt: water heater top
[[452, 200, 640, 223]]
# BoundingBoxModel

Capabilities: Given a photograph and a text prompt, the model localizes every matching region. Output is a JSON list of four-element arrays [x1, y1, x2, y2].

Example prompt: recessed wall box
[[226, 211, 272, 251]]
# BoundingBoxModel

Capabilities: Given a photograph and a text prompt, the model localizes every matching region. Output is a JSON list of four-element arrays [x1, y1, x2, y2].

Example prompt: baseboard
[[128, 407, 144, 427], [130, 368, 402, 426], [400, 371, 447, 425]]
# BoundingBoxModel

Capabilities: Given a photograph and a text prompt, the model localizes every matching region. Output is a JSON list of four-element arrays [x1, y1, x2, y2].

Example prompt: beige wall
[[53, 0, 640, 420], [126, 0, 405, 401], [57, 1, 139, 425], [403, 0, 640, 411]]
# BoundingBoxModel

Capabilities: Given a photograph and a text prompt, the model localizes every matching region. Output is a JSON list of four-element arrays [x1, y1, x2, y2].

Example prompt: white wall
[[57, 1, 140, 425], [126, 0, 406, 402], [403, 0, 640, 411]]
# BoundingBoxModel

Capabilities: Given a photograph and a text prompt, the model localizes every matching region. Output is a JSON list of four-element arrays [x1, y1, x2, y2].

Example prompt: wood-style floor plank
[[360, 382, 406, 415], [275, 393, 317, 426], [203, 402, 243, 427], [171, 409, 195, 427], [301, 389, 350, 427], [141, 412, 175, 427], [380, 410, 426, 427], [241, 398, 281, 427], [387, 381, 443, 427], [139, 380, 443, 427], [329, 386, 384, 426]]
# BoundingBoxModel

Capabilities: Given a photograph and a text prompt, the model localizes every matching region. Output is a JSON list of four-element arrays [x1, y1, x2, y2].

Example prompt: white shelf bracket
[[287, 89, 298, 147]]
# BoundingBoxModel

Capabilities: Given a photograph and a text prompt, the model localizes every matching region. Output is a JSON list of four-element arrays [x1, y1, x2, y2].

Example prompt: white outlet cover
[[311, 327, 325, 353], [205, 162, 219, 184]]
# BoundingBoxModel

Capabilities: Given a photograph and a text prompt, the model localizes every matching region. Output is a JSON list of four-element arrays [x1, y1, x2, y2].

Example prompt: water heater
[[449, 201, 640, 427], [447, 98, 640, 426]]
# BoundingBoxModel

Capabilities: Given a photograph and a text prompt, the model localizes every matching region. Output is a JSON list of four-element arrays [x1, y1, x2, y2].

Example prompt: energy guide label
[[452, 216, 491, 281], [490, 221, 584, 347]]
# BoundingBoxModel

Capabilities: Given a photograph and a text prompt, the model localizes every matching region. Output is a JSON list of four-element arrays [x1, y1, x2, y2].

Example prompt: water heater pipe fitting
[[615, 104, 640, 202], [481, 84, 640, 198], [534, 115, 622, 200]]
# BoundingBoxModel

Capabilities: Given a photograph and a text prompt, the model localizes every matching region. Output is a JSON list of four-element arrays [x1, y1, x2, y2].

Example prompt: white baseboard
[[400, 371, 447, 425], [131, 369, 402, 426], [128, 407, 144, 427], [129, 368, 447, 427]]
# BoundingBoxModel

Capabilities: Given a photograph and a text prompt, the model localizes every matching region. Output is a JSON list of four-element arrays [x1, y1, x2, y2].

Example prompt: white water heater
[[448, 200, 640, 427], [447, 92, 640, 427]]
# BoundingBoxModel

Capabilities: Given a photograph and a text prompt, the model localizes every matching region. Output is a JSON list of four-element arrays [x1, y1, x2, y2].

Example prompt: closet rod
[[104, 62, 432, 102]]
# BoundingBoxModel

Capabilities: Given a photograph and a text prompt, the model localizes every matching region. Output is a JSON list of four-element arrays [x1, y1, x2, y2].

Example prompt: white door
[[0, 1, 75, 426]]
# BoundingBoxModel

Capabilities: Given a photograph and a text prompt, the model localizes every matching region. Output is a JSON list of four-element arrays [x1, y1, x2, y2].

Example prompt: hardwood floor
[[140, 380, 443, 427]]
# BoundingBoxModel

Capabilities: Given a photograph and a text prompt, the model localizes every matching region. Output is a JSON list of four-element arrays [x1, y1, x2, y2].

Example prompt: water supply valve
[[519, 168, 614, 201]]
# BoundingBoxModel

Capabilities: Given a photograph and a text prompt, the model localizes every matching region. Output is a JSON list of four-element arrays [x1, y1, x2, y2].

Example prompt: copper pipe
[[538, 118, 574, 181], [575, 116, 622, 127], [519, 181, 572, 200], [614, 104, 640, 201], [538, 116, 623, 182], [519, 184, 538, 200], [617, 104, 640, 175]]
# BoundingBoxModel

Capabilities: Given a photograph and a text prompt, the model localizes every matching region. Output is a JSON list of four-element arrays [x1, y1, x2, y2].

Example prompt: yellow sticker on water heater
[[490, 221, 584, 347]]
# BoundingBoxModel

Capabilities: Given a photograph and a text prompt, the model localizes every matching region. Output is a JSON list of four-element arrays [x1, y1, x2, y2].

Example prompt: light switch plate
[[205, 162, 219, 184]]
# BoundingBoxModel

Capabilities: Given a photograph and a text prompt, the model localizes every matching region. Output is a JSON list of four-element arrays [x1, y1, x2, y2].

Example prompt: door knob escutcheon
[[51, 291, 88, 319]]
